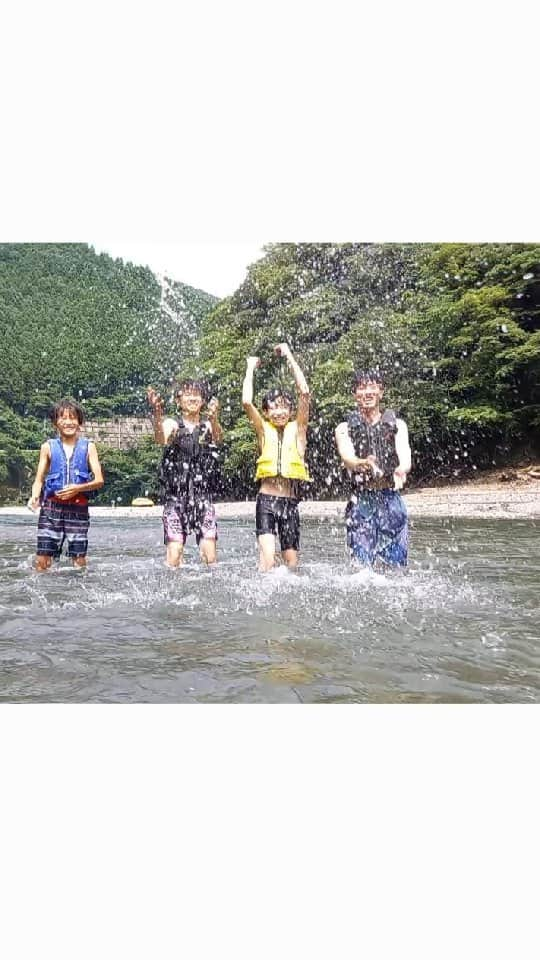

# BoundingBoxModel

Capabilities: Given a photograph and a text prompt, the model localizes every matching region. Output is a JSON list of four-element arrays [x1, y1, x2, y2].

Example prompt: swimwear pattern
[[345, 490, 408, 566]]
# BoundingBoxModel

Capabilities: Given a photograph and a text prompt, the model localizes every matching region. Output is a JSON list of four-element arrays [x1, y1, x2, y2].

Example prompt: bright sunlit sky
[[89, 242, 267, 299]]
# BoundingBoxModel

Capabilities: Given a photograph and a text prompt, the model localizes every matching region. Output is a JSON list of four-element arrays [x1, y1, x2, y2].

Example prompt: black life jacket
[[346, 409, 399, 488], [158, 422, 223, 505]]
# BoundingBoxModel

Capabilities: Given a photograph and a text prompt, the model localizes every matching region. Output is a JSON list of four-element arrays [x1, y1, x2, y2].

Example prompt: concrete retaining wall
[[84, 417, 153, 449]]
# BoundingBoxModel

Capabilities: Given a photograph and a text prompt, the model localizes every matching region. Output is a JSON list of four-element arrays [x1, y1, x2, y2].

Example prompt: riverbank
[[2, 477, 539, 520]]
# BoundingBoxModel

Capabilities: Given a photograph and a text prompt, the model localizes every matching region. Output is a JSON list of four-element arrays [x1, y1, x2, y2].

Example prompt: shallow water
[[0, 515, 539, 703]]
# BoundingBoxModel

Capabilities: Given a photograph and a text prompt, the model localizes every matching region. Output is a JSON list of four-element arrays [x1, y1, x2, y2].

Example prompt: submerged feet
[[34, 555, 87, 572], [165, 540, 218, 568]]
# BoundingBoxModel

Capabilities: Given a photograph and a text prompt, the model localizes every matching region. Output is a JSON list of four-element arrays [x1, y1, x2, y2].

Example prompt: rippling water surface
[[0, 515, 538, 702]]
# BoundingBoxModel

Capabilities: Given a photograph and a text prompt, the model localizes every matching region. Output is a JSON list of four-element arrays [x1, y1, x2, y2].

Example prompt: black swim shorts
[[255, 494, 300, 552]]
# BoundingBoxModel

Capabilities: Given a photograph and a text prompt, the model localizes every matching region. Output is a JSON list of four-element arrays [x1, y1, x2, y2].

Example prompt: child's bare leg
[[72, 556, 87, 569], [35, 554, 53, 573], [282, 548, 299, 569], [200, 539, 217, 565], [258, 534, 276, 572], [166, 542, 184, 567]]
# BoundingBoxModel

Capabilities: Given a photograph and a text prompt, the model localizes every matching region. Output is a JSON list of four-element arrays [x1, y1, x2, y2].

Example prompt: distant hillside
[[0, 243, 217, 415], [0, 243, 217, 495]]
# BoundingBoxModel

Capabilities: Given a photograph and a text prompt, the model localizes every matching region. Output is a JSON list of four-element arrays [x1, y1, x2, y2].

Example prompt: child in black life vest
[[28, 399, 104, 571], [242, 343, 311, 572], [147, 379, 223, 567], [334, 370, 411, 567]]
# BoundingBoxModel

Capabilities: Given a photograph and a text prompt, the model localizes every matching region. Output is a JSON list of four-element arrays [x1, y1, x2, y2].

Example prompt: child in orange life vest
[[28, 398, 104, 572], [242, 343, 310, 572]]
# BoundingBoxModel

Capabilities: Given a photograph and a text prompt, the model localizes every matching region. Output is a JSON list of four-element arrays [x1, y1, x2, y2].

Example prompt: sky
[[88, 241, 267, 299]]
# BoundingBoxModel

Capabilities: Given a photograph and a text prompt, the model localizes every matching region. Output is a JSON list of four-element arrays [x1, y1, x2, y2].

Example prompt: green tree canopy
[[1, 242, 538, 503]]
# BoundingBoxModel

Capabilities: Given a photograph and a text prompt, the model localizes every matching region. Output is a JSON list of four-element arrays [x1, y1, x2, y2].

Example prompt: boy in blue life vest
[[28, 399, 104, 571], [334, 370, 411, 568], [242, 343, 311, 572], [147, 379, 224, 567]]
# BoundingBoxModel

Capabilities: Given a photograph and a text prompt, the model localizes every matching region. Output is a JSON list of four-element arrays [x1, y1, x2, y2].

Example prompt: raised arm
[[207, 397, 223, 444], [147, 386, 166, 445], [275, 343, 310, 431], [28, 442, 51, 510], [242, 356, 265, 442]]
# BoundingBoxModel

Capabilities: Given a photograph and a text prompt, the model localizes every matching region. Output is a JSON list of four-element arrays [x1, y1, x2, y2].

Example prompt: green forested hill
[[0, 243, 217, 496], [1, 242, 538, 503], [0, 243, 216, 413]]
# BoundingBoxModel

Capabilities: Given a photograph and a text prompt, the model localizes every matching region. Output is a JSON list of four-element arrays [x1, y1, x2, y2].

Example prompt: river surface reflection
[[0, 515, 538, 703]]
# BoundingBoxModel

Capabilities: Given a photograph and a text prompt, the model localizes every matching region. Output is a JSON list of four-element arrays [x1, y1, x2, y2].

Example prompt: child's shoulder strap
[[76, 436, 91, 453], [381, 409, 397, 428], [346, 409, 363, 430]]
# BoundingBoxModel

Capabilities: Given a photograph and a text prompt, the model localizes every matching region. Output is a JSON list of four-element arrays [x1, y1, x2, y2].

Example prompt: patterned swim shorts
[[162, 499, 218, 545], [345, 490, 408, 566], [37, 500, 90, 558]]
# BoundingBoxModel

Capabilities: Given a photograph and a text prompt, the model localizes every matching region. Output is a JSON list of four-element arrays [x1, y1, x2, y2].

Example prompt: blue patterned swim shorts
[[37, 500, 90, 558], [345, 490, 408, 566]]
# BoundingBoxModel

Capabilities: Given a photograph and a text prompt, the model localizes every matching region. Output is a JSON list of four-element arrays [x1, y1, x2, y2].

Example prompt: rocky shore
[[2, 476, 539, 521]]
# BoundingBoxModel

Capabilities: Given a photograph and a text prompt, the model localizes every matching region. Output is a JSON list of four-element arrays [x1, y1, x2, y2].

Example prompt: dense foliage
[[95, 438, 161, 505], [1, 242, 538, 503], [0, 243, 216, 500], [173, 243, 539, 495]]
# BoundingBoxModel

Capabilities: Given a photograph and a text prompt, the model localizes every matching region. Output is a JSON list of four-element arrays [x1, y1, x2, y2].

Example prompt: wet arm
[[279, 343, 310, 430], [209, 419, 223, 444], [242, 358, 265, 441], [207, 398, 224, 444], [152, 408, 166, 445], [84, 442, 105, 491], [394, 420, 411, 486], [29, 443, 51, 506], [147, 387, 166, 445], [334, 424, 374, 472]]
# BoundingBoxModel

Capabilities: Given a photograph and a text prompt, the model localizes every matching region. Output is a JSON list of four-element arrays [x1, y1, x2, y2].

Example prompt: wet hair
[[50, 398, 85, 425], [261, 387, 295, 413], [352, 369, 385, 390], [173, 378, 210, 402]]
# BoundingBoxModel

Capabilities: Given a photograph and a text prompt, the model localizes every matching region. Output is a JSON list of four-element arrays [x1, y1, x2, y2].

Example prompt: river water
[[0, 514, 538, 703]]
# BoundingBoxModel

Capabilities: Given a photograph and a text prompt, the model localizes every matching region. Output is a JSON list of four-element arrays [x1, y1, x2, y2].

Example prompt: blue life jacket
[[43, 437, 94, 500]]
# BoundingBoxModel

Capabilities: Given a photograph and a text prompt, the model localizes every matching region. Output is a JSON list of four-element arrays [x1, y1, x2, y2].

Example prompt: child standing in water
[[28, 399, 104, 571], [242, 343, 310, 572], [147, 379, 223, 567], [334, 370, 411, 568]]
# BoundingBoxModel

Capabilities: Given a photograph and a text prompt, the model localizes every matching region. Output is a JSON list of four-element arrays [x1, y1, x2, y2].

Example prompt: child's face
[[266, 397, 292, 428], [354, 380, 383, 412], [54, 408, 80, 436], [176, 389, 204, 416]]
